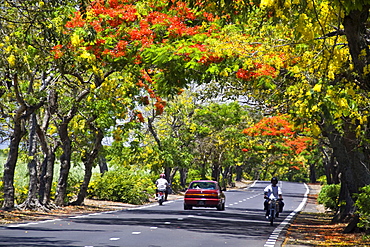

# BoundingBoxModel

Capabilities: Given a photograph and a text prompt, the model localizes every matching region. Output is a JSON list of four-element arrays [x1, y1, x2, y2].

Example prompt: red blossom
[[65, 12, 85, 28], [51, 45, 64, 59], [236, 62, 277, 81], [243, 115, 314, 155], [136, 80, 145, 87], [154, 100, 165, 115], [137, 112, 145, 122], [140, 96, 150, 105]]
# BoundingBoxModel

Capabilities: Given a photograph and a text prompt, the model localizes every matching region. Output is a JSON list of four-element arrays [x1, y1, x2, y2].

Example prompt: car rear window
[[190, 182, 216, 190]]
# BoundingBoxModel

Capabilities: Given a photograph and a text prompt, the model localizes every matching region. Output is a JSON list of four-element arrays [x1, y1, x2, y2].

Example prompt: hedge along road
[[0, 181, 308, 247]]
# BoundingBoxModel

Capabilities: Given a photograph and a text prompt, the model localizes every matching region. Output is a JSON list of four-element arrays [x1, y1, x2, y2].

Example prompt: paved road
[[0, 181, 308, 247]]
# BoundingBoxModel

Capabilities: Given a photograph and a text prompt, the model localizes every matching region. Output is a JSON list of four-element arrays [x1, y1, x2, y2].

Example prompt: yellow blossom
[[260, 0, 274, 8], [311, 123, 321, 136], [313, 84, 322, 92], [338, 98, 348, 107], [71, 33, 82, 47], [7, 54, 16, 67]]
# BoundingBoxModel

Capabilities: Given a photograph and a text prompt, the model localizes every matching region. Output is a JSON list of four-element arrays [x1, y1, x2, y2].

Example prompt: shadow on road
[[70, 207, 284, 240]]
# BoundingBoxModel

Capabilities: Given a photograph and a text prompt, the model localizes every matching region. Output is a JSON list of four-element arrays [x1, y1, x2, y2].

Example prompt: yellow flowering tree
[[253, 1, 370, 225], [198, 0, 370, 226]]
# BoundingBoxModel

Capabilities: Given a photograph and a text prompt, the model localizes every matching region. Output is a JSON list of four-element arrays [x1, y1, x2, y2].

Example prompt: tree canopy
[[1, 0, 370, 231]]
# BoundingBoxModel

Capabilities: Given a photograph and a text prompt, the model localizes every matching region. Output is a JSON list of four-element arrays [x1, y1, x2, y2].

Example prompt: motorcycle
[[157, 189, 166, 205], [266, 196, 280, 226]]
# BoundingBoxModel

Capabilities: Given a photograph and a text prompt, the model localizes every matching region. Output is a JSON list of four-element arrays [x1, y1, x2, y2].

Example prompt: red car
[[184, 180, 226, 210]]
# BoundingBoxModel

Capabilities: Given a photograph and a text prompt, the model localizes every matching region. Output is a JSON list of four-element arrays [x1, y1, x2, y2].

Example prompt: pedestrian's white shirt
[[264, 184, 282, 199], [156, 178, 168, 190]]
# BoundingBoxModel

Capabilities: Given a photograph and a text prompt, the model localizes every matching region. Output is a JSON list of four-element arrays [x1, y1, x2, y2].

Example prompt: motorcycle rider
[[264, 177, 284, 218], [155, 173, 169, 201]]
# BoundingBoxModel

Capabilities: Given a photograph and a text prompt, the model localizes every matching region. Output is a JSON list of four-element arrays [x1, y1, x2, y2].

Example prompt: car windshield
[[190, 182, 216, 190]]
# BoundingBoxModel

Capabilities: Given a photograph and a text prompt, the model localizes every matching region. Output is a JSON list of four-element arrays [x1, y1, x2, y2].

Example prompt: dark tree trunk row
[[326, 125, 370, 225], [2, 74, 46, 209]]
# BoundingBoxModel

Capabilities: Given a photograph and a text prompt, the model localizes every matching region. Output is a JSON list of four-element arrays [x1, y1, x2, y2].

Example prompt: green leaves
[[355, 185, 370, 230]]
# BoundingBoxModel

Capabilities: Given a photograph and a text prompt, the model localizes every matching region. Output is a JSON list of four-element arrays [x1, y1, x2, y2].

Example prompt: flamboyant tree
[[53, 0, 230, 199], [242, 115, 316, 181]]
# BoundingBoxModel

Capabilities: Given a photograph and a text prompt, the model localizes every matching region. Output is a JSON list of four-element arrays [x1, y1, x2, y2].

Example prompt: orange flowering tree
[[45, 0, 234, 204], [242, 114, 317, 181], [55, 0, 227, 119]]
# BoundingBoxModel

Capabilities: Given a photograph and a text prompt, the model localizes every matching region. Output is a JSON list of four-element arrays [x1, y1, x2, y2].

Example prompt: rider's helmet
[[271, 177, 278, 183], [160, 173, 165, 178]]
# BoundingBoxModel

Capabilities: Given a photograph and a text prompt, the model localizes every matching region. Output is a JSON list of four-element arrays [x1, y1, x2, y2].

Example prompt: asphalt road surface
[[0, 181, 308, 247]]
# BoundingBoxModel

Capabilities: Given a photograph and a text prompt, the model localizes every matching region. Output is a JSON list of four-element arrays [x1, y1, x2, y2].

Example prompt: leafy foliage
[[318, 184, 340, 211], [355, 185, 370, 231], [88, 168, 155, 204]]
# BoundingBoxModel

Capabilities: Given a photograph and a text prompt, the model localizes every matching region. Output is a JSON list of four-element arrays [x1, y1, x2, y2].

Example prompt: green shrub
[[355, 185, 370, 231], [318, 183, 340, 211], [88, 168, 155, 205], [66, 166, 84, 203], [14, 165, 29, 205]]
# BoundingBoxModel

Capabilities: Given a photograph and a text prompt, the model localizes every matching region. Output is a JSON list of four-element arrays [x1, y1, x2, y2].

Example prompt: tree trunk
[[2, 124, 26, 209], [37, 88, 59, 207], [221, 166, 231, 191], [200, 162, 207, 179], [211, 164, 220, 182], [54, 120, 72, 206], [235, 165, 242, 181], [18, 113, 46, 211], [327, 126, 370, 222], [36, 117, 58, 207], [72, 126, 103, 206], [228, 166, 234, 185], [53, 87, 89, 206], [179, 167, 188, 189], [2, 103, 27, 209], [98, 155, 108, 174], [322, 147, 332, 184], [39, 150, 57, 207], [309, 163, 317, 183], [343, 5, 370, 90]]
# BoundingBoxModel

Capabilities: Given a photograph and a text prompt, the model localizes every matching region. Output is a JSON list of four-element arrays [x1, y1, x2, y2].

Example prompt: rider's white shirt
[[264, 184, 282, 199], [156, 178, 168, 190]]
